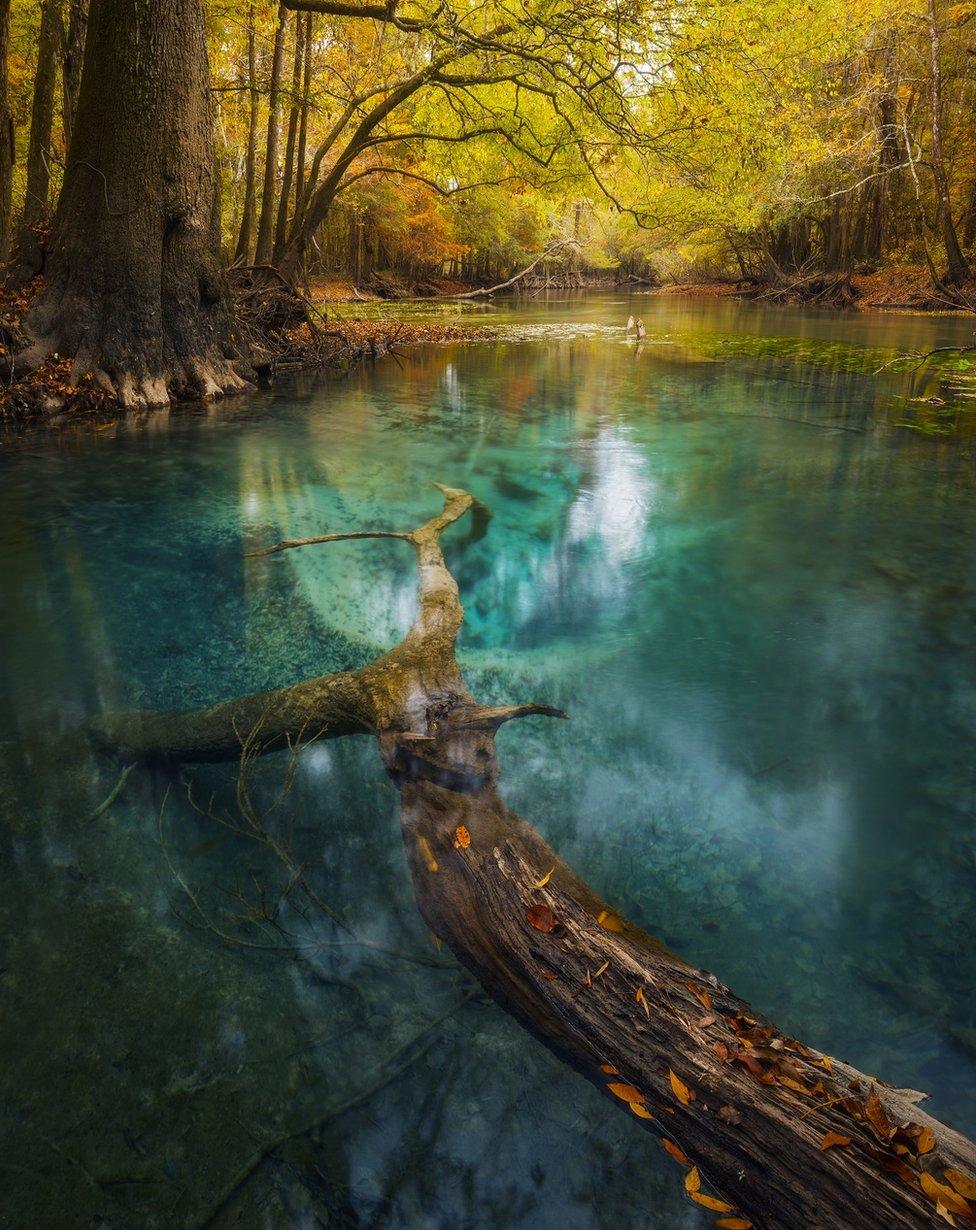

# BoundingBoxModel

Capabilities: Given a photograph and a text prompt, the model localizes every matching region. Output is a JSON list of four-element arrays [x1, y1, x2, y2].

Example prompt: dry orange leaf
[[716, 1220, 752, 1229], [525, 903, 556, 932], [540, 970, 559, 981], [597, 909, 623, 933], [921, 1174, 973, 1217], [684, 1166, 702, 1194], [945, 1170, 976, 1201], [818, 1054, 832, 1073], [670, 1069, 695, 1105], [453, 824, 471, 849], [687, 982, 713, 1011], [865, 1091, 895, 1141], [599, 1063, 619, 1075], [779, 1077, 812, 1096], [535, 865, 556, 888], [608, 1082, 646, 1105], [635, 985, 650, 1018], [661, 1138, 692, 1167], [820, 1132, 852, 1151], [917, 1126, 936, 1155], [690, 1193, 735, 1213], [630, 1102, 654, 1120]]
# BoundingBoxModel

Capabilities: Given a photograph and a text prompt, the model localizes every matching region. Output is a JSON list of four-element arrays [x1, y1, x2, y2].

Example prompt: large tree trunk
[[20, 0, 252, 409], [60, 0, 88, 152], [93, 487, 976, 1230], [10, 0, 61, 281], [0, 0, 13, 262]]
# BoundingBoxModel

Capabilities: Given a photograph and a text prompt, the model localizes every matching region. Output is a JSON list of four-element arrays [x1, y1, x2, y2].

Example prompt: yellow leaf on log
[[684, 1165, 702, 1194], [535, 865, 555, 887], [716, 1220, 753, 1229], [917, 1126, 936, 1155], [630, 1101, 653, 1119], [597, 909, 623, 932], [920, 1174, 973, 1217], [670, 1068, 695, 1105]]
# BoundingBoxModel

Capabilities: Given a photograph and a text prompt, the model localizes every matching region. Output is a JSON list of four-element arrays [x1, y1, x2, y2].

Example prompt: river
[[1, 292, 974, 1228]]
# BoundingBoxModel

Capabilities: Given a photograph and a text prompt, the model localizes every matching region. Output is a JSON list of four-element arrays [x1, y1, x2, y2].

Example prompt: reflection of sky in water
[[1, 292, 975, 1227]]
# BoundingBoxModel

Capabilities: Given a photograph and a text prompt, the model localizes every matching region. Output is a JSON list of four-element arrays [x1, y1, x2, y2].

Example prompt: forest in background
[[3, 0, 976, 303]]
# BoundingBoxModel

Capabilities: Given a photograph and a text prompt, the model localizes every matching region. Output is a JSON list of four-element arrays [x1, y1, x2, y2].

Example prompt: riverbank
[[0, 278, 495, 428], [653, 264, 976, 313]]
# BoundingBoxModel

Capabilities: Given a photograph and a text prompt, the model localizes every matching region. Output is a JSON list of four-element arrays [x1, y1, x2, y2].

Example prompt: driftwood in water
[[92, 486, 976, 1230]]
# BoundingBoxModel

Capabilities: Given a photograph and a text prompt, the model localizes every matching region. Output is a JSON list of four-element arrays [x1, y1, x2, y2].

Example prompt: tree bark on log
[[92, 487, 976, 1230]]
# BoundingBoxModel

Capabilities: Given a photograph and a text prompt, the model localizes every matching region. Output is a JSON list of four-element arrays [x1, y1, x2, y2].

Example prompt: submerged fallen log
[[92, 486, 976, 1229]]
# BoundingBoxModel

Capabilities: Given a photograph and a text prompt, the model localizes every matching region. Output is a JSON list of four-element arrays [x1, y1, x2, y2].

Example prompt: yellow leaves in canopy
[[669, 1069, 695, 1105]]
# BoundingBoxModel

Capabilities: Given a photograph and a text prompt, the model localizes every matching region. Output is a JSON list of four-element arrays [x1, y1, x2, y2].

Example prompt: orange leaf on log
[[917, 1126, 936, 1155], [608, 1082, 646, 1105], [599, 1063, 619, 1075], [525, 904, 556, 932], [945, 1170, 976, 1201], [453, 824, 471, 849], [661, 1139, 692, 1167], [630, 1101, 654, 1119], [690, 1192, 735, 1213], [685, 1166, 702, 1194], [820, 1132, 852, 1150], [716, 1220, 753, 1229], [865, 1091, 896, 1140]]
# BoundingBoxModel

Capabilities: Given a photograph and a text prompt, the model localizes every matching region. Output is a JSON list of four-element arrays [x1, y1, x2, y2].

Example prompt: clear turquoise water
[[1, 293, 975, 1228]]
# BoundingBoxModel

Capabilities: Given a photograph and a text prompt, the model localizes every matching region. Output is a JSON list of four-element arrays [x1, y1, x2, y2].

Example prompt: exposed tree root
[[93, 486, 976, 1229]]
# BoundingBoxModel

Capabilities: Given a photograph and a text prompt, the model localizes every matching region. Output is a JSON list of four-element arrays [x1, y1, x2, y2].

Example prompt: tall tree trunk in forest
[[0, 0, 12, 262], [21, 0, 252, 408], [254, 3, 287, 267], [294, 14, 313, 215], [60, 0, 88, 152], [11, 0, 61, 280], [272, 13, 305, 262], [927, 0, 970, 285], [234, 2, 259, 263]]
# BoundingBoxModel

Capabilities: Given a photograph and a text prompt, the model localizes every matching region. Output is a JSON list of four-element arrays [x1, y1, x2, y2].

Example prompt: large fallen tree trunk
[[92, 486, 976, 1230]]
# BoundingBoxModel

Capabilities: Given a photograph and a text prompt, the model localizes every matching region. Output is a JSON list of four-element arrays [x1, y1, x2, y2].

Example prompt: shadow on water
[[1, 291, 974, 1227]]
